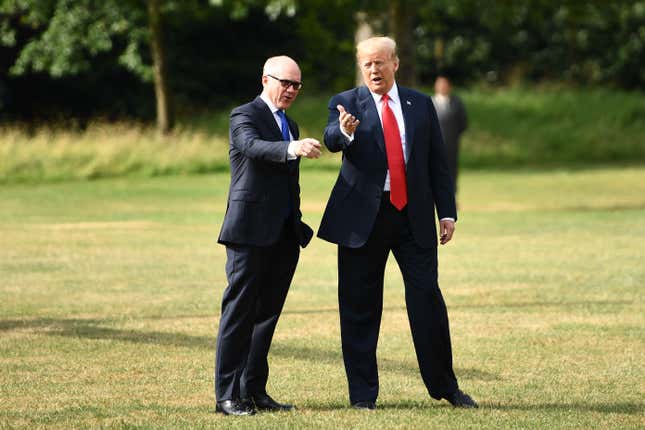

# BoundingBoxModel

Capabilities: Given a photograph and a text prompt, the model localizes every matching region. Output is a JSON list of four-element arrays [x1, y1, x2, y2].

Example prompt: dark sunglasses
[[267, 74, 303, 90]]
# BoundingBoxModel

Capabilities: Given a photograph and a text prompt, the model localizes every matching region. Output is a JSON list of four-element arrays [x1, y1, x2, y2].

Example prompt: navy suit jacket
[[218, 96, 313, 248], [317, 85, 457, 249]]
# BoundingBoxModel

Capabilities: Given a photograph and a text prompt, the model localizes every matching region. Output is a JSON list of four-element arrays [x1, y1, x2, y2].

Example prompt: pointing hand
[[294, 138, 322, 159], [337, 105, 360, 135]]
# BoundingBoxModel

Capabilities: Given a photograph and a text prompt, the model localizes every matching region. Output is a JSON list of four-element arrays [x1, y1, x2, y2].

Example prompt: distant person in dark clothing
[[432, 76, 467, 191]]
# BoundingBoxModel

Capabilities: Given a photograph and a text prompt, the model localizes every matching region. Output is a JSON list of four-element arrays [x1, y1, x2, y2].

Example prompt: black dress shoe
[[251, 393, 294, 411], [215, 399, 256, 416], [445, 389, 478, 408], [352, 401, 376, 410]]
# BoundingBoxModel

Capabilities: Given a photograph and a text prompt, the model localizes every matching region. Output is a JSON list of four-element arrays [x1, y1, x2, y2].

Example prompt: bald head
[[261, 55, 302, 110], [263, 55, 300, 77]]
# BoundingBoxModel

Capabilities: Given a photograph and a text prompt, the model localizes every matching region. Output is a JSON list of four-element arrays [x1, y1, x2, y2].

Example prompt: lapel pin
[[406, 100, 412, 105]]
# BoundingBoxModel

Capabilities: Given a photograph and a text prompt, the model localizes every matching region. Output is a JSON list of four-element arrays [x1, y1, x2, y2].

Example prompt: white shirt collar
[[260, 93, 281, 114], [434, 94, 449, 103], [369, 83, 400, 106]]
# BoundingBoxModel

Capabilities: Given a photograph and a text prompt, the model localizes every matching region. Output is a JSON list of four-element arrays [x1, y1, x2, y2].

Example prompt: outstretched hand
[[293, 138, 322, 159], [337, 105, 360, 135]]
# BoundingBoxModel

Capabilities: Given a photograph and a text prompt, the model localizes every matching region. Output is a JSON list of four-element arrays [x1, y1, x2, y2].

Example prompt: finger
[[337, 105, 346, 114]]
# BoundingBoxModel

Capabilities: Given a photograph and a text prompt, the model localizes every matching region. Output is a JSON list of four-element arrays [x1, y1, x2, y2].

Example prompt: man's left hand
[[439, 219, 455, 245]]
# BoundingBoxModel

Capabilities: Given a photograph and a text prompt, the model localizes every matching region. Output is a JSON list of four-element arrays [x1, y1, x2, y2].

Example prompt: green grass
[[1, 167, 644, 429], [1, 86, 644, 184], [459, 86, 645, 167]]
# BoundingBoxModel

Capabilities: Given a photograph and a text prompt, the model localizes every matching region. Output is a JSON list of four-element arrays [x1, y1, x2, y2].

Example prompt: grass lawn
[[1, 167, 644, 429], [2, 87, 644, 185]]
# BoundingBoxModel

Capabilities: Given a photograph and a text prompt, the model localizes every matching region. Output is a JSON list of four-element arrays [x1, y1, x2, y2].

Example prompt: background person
[[431, 76, 468, 191]]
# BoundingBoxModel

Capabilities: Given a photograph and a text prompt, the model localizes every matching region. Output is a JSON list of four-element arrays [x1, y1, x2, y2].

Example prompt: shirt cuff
[[440, 217, 456, 222], [287, 141, 298, 160], [340, 125, 354, 142]]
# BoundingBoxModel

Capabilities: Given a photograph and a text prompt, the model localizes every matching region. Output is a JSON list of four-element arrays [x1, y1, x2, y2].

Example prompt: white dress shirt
[[260, 94, 297, 160], [340, 83, 454, 222]]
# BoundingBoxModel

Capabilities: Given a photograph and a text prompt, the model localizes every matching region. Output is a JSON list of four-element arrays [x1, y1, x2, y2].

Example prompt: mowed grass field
[[1, 167, 644, 429]]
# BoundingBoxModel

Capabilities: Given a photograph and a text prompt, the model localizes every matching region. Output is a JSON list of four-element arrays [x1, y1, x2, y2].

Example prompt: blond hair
[[356, 36, 398, 61]]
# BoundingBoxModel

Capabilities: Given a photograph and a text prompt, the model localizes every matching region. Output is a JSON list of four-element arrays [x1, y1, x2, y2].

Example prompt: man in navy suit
[[215, 56, 321, 416], [318, 37, 477, 409]]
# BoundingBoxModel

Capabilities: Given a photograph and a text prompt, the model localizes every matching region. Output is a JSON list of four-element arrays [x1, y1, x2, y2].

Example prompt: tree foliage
[[0, 0, 149, 79], [0, 0, 643, 122], [416, 0, 645, 88]]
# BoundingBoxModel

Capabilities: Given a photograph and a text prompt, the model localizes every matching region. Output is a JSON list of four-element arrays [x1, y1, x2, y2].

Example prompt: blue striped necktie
[[277, 110, 290, 141], [276, 109, 293, 218]]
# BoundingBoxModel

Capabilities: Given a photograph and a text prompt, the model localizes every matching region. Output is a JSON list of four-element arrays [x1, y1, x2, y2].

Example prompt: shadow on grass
[[485, 401, 644, 415], [0, 317, 499, 382], [283, 299, 633, 316], [302, 400, 644, 414]]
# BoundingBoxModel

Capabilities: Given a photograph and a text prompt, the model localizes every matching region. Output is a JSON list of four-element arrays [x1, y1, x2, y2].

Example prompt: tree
[[0, 0, 298, 132], [350, 1, 420, 87], [388, 0, 418, 86], [147, 0, 172, 133], [0, 0, 168, 128]]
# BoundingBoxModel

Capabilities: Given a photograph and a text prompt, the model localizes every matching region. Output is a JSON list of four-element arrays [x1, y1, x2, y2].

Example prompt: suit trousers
[[338, 194, 459, 403], [215, 224, 299, 401]]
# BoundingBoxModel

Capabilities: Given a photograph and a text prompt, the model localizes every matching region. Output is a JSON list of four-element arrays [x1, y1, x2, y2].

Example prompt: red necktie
[[381, 94, 407, 210]]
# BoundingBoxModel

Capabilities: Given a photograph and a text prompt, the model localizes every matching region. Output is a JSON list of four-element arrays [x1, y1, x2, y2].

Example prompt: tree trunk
[[148, 0, 173, 134], [354, 11, 373, 87], [389, 0, 417, 87]]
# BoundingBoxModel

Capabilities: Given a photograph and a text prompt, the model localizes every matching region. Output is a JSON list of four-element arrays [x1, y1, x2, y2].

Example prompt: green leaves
[[3, 0, 143, 77]]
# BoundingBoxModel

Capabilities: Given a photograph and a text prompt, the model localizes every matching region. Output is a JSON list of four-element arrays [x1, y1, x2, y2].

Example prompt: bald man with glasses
[[215, 55, 321, 416]]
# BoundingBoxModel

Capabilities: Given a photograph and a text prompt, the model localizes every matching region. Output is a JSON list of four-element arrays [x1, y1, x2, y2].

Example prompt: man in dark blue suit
[[318, 37, 477, 409], [215, 56, 321, 416]]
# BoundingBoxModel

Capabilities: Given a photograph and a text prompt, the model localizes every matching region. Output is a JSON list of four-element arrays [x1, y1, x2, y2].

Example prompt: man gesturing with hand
[[318, 37, 476, 410], [215, 55, 319, 416]]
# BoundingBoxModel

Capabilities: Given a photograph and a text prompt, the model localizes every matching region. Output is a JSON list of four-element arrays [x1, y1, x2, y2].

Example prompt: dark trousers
[[338, 195, 458, 403], [215, 227, 299, 401]]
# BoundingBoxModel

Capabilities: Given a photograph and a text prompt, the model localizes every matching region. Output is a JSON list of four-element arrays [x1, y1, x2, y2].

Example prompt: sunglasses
[[267, 74, 303, 90]]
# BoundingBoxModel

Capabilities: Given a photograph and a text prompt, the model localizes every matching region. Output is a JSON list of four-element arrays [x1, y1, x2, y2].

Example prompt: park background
[[1, 1, 644, 429]]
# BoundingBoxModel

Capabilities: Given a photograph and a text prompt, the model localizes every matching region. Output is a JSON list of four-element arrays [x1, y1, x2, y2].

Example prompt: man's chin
[[367, 85, 386, 95]]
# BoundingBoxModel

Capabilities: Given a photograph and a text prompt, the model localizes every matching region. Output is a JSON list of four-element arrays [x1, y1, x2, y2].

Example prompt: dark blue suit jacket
[[218, 96, 313, 248], [317, 85, 456, 249]]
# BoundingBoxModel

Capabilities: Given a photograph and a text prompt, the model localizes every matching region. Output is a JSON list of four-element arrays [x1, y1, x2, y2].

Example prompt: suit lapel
[[358, 86, 386, 156], [398, 86, 416, 162], [287, 116, 299, 140], [253, 96, 283, 140]]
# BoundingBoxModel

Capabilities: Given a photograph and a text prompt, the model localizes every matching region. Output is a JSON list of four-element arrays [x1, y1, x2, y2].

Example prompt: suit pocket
[[229, 190, 265, 202]]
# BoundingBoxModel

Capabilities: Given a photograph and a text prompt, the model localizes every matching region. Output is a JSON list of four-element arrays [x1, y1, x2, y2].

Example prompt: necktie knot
[[381, 94, 389, 103]]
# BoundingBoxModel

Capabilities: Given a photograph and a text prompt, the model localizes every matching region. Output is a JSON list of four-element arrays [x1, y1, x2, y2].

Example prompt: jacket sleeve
[[323, 95, 352, 153], [230, 107, 289, 164]]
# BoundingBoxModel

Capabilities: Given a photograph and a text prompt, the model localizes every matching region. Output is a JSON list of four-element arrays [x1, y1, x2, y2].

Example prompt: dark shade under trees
[[0, 0, 643, 124]]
